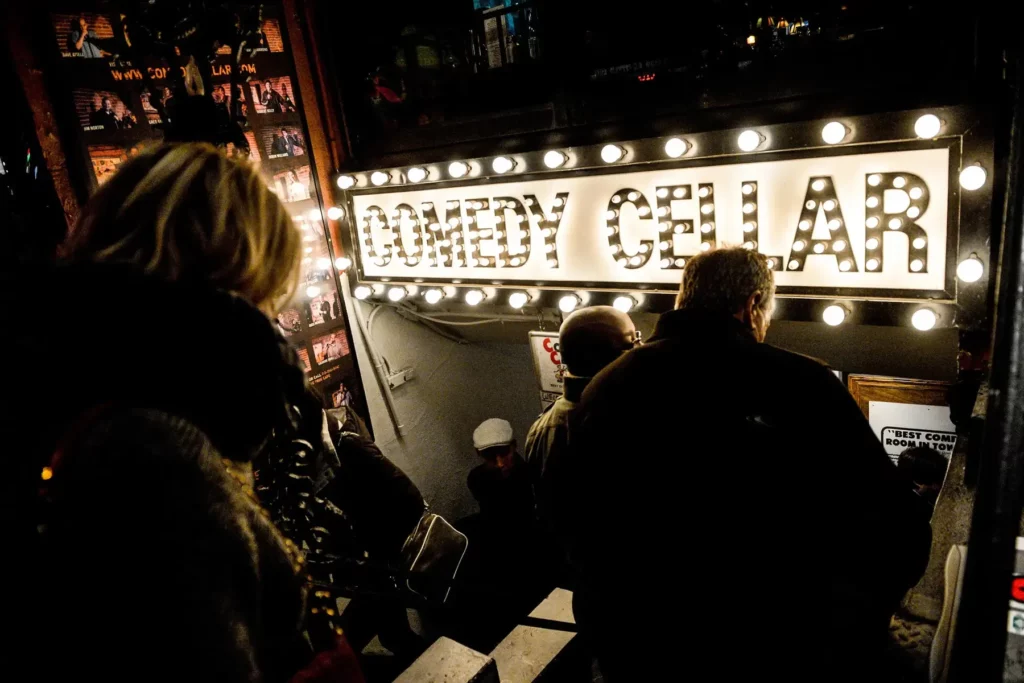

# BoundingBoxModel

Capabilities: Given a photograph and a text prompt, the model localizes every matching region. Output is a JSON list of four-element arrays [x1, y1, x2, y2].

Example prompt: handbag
[[400, 511, 469, 604]]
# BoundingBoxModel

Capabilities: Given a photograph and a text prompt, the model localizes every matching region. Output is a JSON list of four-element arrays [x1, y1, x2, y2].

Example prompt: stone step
[[489, 588, 578, 683], [394, 636, 498, 683]]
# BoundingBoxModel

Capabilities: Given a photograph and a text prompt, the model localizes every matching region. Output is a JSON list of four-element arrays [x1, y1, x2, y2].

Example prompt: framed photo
[[847, 375, 956, 464]]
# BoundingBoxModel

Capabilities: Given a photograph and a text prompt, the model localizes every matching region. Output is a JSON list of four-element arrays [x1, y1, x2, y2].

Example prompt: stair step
[[394, 636, 498, 683]]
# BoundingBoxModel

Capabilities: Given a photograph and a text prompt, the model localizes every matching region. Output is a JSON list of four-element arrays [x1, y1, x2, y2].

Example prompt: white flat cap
[[473, 418, 514, 450]]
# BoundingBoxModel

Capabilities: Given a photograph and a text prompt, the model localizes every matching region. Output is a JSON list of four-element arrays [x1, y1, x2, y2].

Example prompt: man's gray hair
[[676, 247, 775, 314]]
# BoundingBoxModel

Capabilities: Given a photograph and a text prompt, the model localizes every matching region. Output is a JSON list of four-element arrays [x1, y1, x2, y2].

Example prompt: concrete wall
[[346, 293, 960, 522]]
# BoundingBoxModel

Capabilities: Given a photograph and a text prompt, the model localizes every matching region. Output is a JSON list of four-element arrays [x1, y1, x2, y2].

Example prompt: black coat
[[566, 309, 930, 680], [0, 264, 320, 682]]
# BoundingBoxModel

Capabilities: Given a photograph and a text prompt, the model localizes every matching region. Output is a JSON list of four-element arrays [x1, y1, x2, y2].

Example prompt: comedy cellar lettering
[[350, 147, 950, 294]]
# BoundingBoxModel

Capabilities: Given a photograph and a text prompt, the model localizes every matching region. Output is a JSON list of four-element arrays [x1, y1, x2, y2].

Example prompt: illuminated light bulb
[[828, 219, 842, 231], [913, 237, 927, 249], [912, 308, 937, 331], [746, 34, 756, 45], [823, 200, 836, 211], [407, 167, 428, 183], [799, 220, 811, 231], [743, 222, 756, 233], [910, 259, 924, 272], [833, 240, 847, 252], [907, 207, 921, 219], [353, 285, 372, 300], [465, 216, 475, 225], [742, 202, 756, 214], [673, 188, 686, 199], [616, 258, 628, 267], [492, 156, 515, 174], [665, 137, 688, 158], [888, 218, 903, 230], [387, 287, 408, 302], [766, 258, 775, 269], [547, 258, 559, 267], [793, 240, 806, 252], [659, 222, 671, 232], [866, 197, 879, 208], [327, 206, 345, 221], [674, 225, 686, 235], [315, 257, 331, 270], [510, 257, 522, 266], [742, 184, 755, 195], [464, 289, 485, 306], [473, 202, 484, 210], [370, 171, 390, 186], [336, 174, 357, 191], [814, 243, 825, 254], [660, 240, 671, 250], [957, 256, 984, 282], [547, 243, 558, 253], [546, 212, 558, 222], [866, 238, 879, 250], [601, 144, 625, 163], [448, 161, 470, 178], [638, 206, 651, 217], [626, 255, 641, 266], [893, 176, 906, 189], [627, 191, 640, 201], [508, 291, 530, 308], [701, 223, 713, 234], [909, 187, 924, 200], [612, 194, 622, 204], [868, 174, 882, 187], [789, 259, 800, 270], [699, 186, 712, 198], [613, 295, 637, 313], [606, 227, 619, 237], [821, 121, 847, 145], [543, 227, 556, 237], [811, 180, 825, 192], [737, 130, 762, 152], [701, 204, 714, 215], [657, 188, 669, 199], [823, 305, 847, 326], [839, 260, 852, 272], [700, 241, 712, 252], [806, 200, 817, 210], [544, 150, 567, 169], [304, 247, 314, 254], [638, 244, 651, 254], [675, 258, 687, 268], [559, 294, 581, 313], [308, 209, 323, 223], [334, 257, 352, 271], [915, 114, 941, 139], [867, 258, 879, 270], [553, 197, 565, 208], [743, 241, 755, 249], [423, 289, 444, 304], [866, 217, 879, 229], [960, 165, 987, 191], [660, 258, 671, 268], [306, 285, 321, 298]]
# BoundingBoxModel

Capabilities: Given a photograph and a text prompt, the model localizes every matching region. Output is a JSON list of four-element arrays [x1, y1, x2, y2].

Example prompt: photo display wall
[[49, 3, 367, 422]]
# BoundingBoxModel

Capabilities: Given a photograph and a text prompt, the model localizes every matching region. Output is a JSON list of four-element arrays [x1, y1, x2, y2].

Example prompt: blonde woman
[[13, 144, 363, 683]]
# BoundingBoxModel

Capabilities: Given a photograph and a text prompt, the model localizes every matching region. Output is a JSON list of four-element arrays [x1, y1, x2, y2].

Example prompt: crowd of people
[[3, 142, 942, 682]]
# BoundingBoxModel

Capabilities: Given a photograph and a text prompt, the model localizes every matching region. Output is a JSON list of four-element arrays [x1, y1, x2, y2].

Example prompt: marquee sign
[[349, 145, 953, 298]]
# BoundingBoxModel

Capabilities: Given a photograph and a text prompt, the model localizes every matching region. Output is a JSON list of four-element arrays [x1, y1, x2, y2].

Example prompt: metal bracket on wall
[[387, 367, 416, 389]]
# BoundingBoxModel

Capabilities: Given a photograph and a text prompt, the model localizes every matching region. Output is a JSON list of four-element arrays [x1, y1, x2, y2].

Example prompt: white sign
[[352, 147, 950, 294], [529, 331, 566, 395], [868, 400, 957, 463]]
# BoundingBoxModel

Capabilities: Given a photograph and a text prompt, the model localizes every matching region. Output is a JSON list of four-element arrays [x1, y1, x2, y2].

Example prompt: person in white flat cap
[[467, 418, 534, 526]]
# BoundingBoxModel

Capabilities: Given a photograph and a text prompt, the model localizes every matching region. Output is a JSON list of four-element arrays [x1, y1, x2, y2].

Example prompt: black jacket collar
[[651, 308, 758, 345]]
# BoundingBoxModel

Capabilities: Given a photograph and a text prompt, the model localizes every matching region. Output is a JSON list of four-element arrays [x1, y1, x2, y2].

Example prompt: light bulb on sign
[[407, 167, 428, 183], [737, 130, 762, 152], [448, 161, 470, 178], [315, 257, 331, 269], [742, 184, 754, 195], [601, 145, 625, 163], [370, 171, 390, 186], [423, 289, 444, 305], [865, 238, 879, 250], [909, 187, 924, 200], [822, 305, 847, 326], [306, 285, 321, 298], [307, 209, 322, 222], [914, 114, 942, 139], [664, 137, 688, 158], [337, 175, 356, 190], [543, 150, 567, 169], [464, 289, 485, 306], [353, 285, 372, 300], [912, 308, 938, 331], [867, 174, 882, 187], [492, 156, 515, 174], [811, 180, 825, 192], [327, 206, 345, 221], [913, 237, 927, 249], [613, 295, 636, 313], [335, 257, 352, 271], [821, 122, 847, 145], [960, 164, 987, 191], [866, 258, 879, 270], [559, 294, 582, 313], [508, 291, 530, 309], [957, 255, 984, 283]]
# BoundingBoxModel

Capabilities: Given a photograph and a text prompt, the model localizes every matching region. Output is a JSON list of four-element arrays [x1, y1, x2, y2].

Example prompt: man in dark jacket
[[567, 248, 930, 681]]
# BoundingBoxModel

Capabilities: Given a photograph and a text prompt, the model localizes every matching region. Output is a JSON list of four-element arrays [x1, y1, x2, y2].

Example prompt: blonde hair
[[65, 143, 301, 313]]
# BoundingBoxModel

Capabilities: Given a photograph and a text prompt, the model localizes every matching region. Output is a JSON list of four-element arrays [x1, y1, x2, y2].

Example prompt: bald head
[[559, 306, 637, 378]]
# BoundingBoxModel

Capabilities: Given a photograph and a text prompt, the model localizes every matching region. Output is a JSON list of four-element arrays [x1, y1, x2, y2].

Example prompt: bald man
[[523, 306, 637, 529]]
